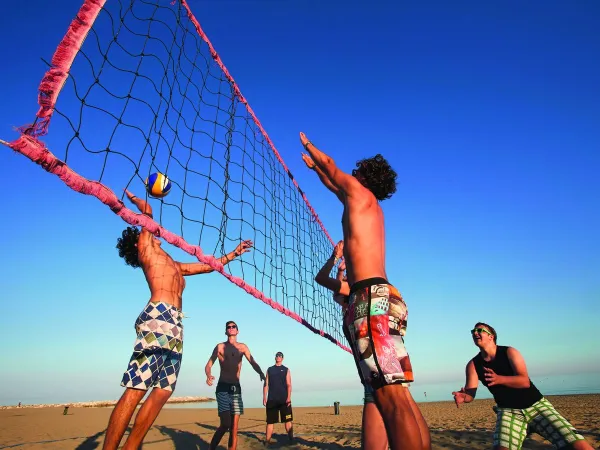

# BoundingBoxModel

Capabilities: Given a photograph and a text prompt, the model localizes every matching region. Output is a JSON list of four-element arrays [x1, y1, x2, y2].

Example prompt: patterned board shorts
[[344, 277, 414, 390], [216, 382, 244, 415], [121, 301, 184, 392], [494, 397, 586, 449]]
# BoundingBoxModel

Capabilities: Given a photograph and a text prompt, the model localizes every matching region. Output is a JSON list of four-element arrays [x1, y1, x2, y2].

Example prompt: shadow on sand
[[194, 423, 356, 450]]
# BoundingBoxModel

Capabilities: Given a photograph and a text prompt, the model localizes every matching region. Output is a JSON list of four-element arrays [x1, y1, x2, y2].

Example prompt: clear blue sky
[[1, 0, 599, 407]]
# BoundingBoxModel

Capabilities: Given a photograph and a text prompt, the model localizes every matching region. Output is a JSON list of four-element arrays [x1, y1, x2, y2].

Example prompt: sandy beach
[[0, 394, 597, 449]]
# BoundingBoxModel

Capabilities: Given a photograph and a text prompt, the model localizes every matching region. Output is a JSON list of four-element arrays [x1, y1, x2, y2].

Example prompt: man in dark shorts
[[103, 191, 252, 450], [205, 321, 265, 450], [300, 133, 430, 450], [263, 351, 293, 445], [452, 322, 593, 450]]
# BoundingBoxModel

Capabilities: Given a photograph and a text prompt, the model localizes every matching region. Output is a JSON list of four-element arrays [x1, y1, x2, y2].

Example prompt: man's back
[[342, 184, 387, 285]]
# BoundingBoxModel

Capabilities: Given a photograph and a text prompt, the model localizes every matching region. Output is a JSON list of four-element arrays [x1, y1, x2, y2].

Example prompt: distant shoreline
[[0, 396, 215, 410], [2, 392, 597, 410]]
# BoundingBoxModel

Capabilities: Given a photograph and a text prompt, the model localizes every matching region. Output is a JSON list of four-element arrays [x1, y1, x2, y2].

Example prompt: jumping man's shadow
[[196, 422, 356, 450], [75, 430, 108, 450], [155, 425, 211, 450]]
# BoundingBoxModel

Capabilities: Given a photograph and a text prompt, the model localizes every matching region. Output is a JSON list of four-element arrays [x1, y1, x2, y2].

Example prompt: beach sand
[[0, 394, 597, 449]]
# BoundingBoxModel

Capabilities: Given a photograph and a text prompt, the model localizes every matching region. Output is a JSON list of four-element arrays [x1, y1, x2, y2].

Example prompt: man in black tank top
[[263, 352, 293, 445], [451, 322, 592, 450]]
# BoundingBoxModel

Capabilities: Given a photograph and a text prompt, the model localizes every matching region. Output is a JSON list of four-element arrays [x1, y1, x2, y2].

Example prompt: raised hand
[[301, 152, 316, 170], [234, 240, 253, 257], [333, 240, 344, 259], [125, 189, 137, 202]]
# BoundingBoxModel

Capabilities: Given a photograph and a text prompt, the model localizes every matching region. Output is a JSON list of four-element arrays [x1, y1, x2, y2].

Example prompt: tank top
[[472, 346, 542, 409], [267, 365, 289, 404]]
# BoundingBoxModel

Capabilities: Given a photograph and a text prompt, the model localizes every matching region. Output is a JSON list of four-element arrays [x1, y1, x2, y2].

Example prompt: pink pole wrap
[[7, 135, 351, 354], [19, 0, 106, 138]]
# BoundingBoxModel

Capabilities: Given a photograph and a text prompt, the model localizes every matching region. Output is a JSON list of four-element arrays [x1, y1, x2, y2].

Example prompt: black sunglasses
[[226, 325, 238, 329]]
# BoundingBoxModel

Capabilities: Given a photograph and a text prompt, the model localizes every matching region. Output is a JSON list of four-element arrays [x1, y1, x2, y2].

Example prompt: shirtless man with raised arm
[[103, 190, 252, 450], [206, 321, 265, 450], [301, 132, 430, 450]]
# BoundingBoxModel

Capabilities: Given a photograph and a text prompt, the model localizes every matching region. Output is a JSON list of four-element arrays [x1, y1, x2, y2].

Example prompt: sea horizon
[[3, 371, 598, 409]]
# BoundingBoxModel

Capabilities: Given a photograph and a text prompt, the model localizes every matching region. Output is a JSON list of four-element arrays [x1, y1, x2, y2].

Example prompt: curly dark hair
[[352, 154, 397, 201], [116, 226, 141, 268]]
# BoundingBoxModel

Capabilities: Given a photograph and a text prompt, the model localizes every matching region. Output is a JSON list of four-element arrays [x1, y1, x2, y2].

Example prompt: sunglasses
[[275, 354, 283, 357], [226, 325, 238, 330], [471, 327, 493, 337]]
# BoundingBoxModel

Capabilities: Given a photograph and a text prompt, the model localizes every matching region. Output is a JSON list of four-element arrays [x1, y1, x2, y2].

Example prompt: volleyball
[[145, 172, 172, 198]]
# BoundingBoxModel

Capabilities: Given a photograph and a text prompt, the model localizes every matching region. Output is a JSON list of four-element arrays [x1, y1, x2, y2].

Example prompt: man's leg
[[282, 404, 294, 442], [374, 384, 431, 450], [209, 412, 232, 450], [407, 389, 431, 450], [228, 414, 241, 450], [527, 398, 593, 450], [103, 388, 146, 450], [121, 388, 172, 450], [265, 403, 277, 445], [285, 421, 294, 441], [492, 407, 528, 450], [265, 423, 275, 445], [362, 402, 388, 450]]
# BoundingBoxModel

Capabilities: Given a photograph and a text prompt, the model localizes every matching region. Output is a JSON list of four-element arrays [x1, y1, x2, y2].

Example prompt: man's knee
[[152, 388, 173, 400], [120, 388, 146, 407]]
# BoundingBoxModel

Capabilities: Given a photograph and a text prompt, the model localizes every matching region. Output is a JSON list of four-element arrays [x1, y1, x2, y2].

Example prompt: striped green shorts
[[494, 397, 586, 449]]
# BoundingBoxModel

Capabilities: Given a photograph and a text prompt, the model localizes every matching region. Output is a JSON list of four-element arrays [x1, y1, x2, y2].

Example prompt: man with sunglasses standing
[[263, 351, 294, 446], [452, 322, 592, 450], [205, 321, 266, 450]]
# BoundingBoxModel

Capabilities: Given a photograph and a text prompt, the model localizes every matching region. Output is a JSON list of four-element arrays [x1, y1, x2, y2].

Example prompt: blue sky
[[1, 0, 599, 408]]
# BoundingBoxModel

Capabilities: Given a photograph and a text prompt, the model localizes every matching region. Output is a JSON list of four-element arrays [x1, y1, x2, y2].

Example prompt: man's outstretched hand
[[452, 387, 470, 408], [234, 240, 253, 257], [301, 152, 316, 170], [299, 132, 311, 150]]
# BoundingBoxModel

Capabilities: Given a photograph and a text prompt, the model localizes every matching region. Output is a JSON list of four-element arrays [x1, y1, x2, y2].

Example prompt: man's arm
[[300, 132, 360, 198], [286, 369, 292, 405], [315, 241, 350, 297], [484, 347, 531, 388], [125, 190, 154, 254], [242, 345, 265, 381], [205, 345, 219, 386], [452, 360, 479, 407], [178, 240, 253, 276], [302, 153, 343, 201], [335, 261, 346, 283], [126, 190, 153, 217], [263, 372, 269, 406]]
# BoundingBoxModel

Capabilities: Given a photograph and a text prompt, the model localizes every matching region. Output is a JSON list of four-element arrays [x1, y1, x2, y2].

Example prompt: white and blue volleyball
[[145, 172, 172, 198]]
